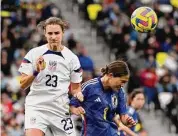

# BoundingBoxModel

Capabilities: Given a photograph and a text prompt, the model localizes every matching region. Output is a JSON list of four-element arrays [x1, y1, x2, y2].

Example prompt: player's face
[[45, 24, 63, 48], [132, 93, 145, 110], [108, 75, 129, 91]]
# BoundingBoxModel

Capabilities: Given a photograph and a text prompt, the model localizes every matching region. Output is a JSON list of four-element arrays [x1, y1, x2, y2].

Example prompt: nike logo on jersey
[[94, 97, 101, 102], [74, 67, 82, 73]]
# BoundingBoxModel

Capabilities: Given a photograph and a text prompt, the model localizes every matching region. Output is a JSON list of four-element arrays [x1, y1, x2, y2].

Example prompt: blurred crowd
[[1, 0, 178, 136], [75, 0, 178, 134], [1, 0, 95, 136]]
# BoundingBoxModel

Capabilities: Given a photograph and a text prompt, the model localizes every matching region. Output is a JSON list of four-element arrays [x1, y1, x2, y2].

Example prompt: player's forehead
[[135, 93, 145, 99], [45, 24, 62, 32], [120, 75, 129, 81], [113, 75, 129, 81]]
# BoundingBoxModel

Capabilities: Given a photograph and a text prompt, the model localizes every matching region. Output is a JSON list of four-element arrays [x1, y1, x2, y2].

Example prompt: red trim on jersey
[[83, 115, 87, 136], [68, 84, 71, 93]]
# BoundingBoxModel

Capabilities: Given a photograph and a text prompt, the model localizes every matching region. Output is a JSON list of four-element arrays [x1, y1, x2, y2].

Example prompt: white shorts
[[25, 108, 76, 136]]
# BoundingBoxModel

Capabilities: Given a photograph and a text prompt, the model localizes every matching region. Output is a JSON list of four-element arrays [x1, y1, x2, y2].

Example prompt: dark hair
[[37, 17, 68, 32], [128, 89, 145, 106], [101, 60, 130, 77]]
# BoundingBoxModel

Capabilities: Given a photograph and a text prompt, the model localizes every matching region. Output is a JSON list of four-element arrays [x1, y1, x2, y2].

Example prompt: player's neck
[[101, 77, 110, 90], [47, 44, 64, 52]]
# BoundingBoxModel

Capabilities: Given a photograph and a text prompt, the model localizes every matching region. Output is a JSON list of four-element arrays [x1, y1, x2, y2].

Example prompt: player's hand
[[70, 106, 85, 116], [36, 56, 46, 72], [74, 92, 84, 102], [125, 116, 136, 127]]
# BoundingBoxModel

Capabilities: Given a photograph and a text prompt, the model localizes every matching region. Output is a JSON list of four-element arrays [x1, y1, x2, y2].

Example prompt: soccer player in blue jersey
[[70, 60, 136, 136], [120, 89, 145, 136]]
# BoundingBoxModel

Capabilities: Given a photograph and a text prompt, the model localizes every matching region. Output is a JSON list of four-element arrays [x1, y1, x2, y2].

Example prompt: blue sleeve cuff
[[69, 97, 81, 107]]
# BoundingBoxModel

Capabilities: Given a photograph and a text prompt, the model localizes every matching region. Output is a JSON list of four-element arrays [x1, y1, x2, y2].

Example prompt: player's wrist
[[33, 70, 39, 77], [73, 91, 82, 97], [73, 91, 84, 102]]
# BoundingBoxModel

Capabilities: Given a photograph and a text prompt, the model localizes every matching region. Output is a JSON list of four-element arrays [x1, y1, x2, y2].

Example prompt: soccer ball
[[131, 7, 158, 33]]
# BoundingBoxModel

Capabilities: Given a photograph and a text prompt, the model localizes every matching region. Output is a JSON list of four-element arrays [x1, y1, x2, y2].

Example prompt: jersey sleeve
[[127, 107, 135, 119], [116, 88, 127, 115], [18, 49, 34, 75], [69, 84, 89, 107], [70, 55, 82, 83], [127, 107, 138, 132], [69, 97, 81, 107]]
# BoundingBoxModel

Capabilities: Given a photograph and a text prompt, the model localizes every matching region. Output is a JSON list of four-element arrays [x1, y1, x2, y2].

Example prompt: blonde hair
[[37, 17, 68, 32]]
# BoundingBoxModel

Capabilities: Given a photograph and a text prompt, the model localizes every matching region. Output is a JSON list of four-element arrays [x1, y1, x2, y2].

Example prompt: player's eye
[[121, 81, 127, 84], [48, 32, 53, 35], [54, 32, 60, 35]]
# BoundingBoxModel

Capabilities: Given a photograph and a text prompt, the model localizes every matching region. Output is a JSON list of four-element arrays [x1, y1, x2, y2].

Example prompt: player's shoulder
[[28, 44, 48, 54], [81, 78, 99, 91], [62, 46, 78, 60], [127, 106, 136, 115]]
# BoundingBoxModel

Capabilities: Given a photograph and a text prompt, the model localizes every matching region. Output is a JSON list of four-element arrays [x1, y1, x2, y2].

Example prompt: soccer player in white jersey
[[18, 17, 84, 136]]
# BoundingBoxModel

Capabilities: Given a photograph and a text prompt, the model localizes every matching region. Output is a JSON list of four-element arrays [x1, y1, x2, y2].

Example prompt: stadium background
[[1, 0, 178, 136]]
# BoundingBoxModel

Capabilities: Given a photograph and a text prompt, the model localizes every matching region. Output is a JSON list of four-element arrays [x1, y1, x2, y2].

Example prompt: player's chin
[[51, 43, 59, 49], [51, 43, 58, 46], [138, 105, 144, 109], [113, 87, 120, 92]]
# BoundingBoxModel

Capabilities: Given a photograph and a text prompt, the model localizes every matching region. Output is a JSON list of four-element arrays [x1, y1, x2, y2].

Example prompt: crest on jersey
[[48, 60, 57, 71], [111, 94, 118, 108]]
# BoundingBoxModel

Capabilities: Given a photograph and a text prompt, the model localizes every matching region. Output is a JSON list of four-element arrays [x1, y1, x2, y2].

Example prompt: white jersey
[[18, 44, 82, 117]]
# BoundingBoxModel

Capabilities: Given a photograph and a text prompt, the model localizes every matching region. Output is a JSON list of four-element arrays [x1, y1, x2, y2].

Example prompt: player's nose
[[51, 34, 56, 39]]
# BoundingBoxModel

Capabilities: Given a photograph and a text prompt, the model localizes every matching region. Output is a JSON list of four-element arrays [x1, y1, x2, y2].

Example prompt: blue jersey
[[127, 106, 138, 132], [120, 106, 138, 136], [70, 77, 127, 136]]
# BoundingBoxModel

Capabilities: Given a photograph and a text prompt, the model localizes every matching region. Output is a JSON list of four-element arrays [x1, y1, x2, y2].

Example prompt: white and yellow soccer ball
[[131, 7, 158, 33]]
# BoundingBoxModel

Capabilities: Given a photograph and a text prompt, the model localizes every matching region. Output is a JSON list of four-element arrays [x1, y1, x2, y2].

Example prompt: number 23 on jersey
[[45, 74, 58, 87]]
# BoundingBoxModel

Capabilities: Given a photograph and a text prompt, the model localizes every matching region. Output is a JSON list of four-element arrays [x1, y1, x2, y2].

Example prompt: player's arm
[[69, 89, 85, 116], [117, 88, 136, 127], [20, 73, 36, 90], [70, 55, 84, 101], [120, 114, 136, 128], [113, 115, 138, 136], [70, 82, 83, 102], [69, 83, 85, 113], [19, 56, 45, 90], [70, 106, 85, 116], [69, 83, 90, 116]]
